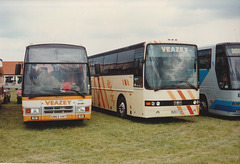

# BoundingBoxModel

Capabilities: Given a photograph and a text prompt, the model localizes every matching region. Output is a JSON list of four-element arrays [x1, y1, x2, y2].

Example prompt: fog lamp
[[78, 115, 85, 118], [31, 116, 39, 120]]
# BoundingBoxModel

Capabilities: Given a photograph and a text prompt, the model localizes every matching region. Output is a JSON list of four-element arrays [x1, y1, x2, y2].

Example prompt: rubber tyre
[[200, 95, 208, 115], [117, 96, 127, 119]]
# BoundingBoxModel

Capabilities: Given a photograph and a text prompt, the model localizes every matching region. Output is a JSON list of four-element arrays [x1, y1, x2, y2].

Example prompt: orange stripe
[[168, 91, 185, 115], [177, 90, 186, 100], [177, 106, 185, 115], [196, 105, 199, 114], [101, 77, 109, 109], [94, 77, 100, 107], [187, 90, 195, 99], [97, 77, 105, 109], [167, 91, 176, 100], [186, 90, 196, 115], [187, 105, 194, 115]]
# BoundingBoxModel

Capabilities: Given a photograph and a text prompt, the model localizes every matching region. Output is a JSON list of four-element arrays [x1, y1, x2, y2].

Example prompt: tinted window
[[134, 48, 144, 87], [94, 56, 104, 75], [102, 53, 117, 75], [117, 50, 134, 63], [117, 50, 135, 74], [198, 49, 211, 69], [216, 45, 230, 89], [90, 47, 144, 78], [94, 56, 104, 65], [89, 58, 95, 76], [104, 53, 117, 64]]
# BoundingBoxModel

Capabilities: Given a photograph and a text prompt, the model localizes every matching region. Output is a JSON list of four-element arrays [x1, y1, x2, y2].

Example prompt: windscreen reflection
[[226, 45, 240, 89], [145, 44, 198, 90], [23, 64, 90, 97]]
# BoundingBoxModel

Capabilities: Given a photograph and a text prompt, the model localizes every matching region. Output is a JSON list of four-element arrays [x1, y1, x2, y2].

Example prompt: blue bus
[[198, 42, 240, 116]]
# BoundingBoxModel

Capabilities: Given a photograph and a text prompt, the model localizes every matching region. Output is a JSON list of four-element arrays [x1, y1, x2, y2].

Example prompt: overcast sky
[[0, 0, 240, 61]]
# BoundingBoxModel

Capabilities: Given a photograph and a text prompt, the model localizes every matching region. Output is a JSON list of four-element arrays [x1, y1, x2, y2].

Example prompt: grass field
[[0, 90, 239, 163]]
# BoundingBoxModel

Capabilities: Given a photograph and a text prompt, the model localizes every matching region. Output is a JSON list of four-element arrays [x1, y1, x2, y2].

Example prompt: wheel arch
[[116, 93, 127, 118], [200, 94, 208, 104], [117, 93, 126, 104]]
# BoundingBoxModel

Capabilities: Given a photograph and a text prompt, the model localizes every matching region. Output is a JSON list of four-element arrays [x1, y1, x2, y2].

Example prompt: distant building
[[3, 61, 23, 88]]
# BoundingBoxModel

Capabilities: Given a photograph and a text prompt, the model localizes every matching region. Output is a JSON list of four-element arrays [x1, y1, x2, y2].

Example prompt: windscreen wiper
[[154, 86, 172, 92], [28, 93, 55, 99], [53, 88, 85, 98], [181, 81, 198, 90], [63, 89, 86, 98]]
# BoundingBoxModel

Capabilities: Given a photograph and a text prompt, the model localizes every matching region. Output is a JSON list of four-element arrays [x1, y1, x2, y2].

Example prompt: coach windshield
[[23, 44, 90, 97], [145, 44, 198, 90], [225, 44, 240, 89], [23, 63, 90, 97]]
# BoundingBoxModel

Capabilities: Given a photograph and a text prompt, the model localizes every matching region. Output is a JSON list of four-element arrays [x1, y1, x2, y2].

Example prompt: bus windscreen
[[23, 63, 90, 97], [145, 44, 197, 90], [226, 44, 240, 89]]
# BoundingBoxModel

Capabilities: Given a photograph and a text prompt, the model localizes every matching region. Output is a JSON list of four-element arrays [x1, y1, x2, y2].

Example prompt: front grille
[[44, 106, 73, 110], [44, 106, 74, 114]]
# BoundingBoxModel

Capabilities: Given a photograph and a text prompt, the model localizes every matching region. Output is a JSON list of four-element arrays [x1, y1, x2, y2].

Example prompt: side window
[[89, 59, 95, 76], [216, 45, 230, 89], [198, 49, 211, 69], [134, 48, 144, 87], [93, 56, 104, 76], [117, 50, 135, 75], [102, 53, 117, 75]]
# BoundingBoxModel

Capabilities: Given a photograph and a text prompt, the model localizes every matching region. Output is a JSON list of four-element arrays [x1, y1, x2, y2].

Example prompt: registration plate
[[51, 115, 67, 119], [171, 110, 183, 114]]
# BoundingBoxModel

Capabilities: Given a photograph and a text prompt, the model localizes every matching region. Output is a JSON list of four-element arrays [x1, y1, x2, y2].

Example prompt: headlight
[[145, 101, 161, 106], [32, 108, 40, 114], [25, 108, 41, 114], [193, 100, 199, 105], [76, 106, 90, 113], [76, 107, 85, 113]]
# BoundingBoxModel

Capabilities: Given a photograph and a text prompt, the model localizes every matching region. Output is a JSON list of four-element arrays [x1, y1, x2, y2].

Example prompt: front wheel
[[200, 96, 208, 115], [117, 97, 127, 119]]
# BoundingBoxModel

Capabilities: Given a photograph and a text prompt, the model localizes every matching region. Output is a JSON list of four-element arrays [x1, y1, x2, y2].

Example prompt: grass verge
[[0, 91, 239, 163]]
